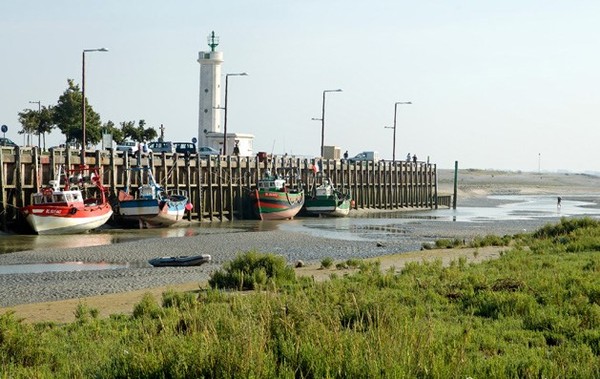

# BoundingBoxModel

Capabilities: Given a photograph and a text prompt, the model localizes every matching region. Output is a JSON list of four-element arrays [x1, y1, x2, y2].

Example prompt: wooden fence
[[0, 147, 447, 230]]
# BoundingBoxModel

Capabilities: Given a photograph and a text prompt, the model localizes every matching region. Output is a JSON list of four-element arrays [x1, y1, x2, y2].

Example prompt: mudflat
[[2, 169, 599, 324]]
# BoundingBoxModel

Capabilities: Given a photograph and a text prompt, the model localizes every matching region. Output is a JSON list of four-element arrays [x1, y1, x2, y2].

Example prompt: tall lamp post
[[385, 101, 412, 162], [81, 48, 108, 166], [223, 72, 247, 155], [313, 89, 342, 158], [28, 100, 41, 147]]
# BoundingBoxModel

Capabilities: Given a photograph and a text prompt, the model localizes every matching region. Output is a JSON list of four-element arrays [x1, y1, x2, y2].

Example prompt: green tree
[[36, 106, 55, 150], [17, 109, 37, 146], [53, 79, 103, 147], [120, 120, 157, 142], [18, 106, 55, 150]]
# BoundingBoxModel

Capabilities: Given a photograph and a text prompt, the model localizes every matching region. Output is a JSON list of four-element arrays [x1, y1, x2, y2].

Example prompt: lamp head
[[84, 48, 109, 53]]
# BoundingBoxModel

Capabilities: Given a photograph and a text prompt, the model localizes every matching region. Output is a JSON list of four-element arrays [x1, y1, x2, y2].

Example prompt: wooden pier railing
[[0, 147, 450, 230]]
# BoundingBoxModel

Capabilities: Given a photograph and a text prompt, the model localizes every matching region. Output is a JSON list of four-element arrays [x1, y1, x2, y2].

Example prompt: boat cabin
[[139, 184, 159, 199], [32, 189, 84, 205], [316, 185, 333, 197], [258, 178, 287, 191]]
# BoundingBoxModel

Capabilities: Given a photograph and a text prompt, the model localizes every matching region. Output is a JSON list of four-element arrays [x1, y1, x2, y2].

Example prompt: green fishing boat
[[305, 179, 352, 217]]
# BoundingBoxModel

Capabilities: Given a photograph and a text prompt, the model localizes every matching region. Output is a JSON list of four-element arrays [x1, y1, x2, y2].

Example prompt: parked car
[[0, 138, 18, 147], [198, 146, 220, 157], [116, 141, 136, 152], [50, 142, 79, 150], [174, 142, 197, 155], [348, 151, 380, 162], [148, 141, 175, 154]]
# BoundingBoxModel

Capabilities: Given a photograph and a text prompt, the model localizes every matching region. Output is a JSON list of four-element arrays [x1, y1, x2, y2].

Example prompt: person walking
[[557, 196, 562, 208]]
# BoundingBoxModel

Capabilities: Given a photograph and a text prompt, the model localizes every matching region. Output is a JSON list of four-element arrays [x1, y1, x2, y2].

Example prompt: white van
[[348, 151, 380, 162], [148, 141, 175, 153]]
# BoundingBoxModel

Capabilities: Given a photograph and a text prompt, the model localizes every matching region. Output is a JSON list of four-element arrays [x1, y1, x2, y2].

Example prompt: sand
[[2, 169, 599, 324]]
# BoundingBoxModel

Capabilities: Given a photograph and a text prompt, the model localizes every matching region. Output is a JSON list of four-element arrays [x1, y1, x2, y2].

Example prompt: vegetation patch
[[208, 250, 296, 290], [3, 218, 600, 377]]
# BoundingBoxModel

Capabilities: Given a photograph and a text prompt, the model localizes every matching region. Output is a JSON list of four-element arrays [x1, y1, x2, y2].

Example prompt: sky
[[2, 1, 600, 172]]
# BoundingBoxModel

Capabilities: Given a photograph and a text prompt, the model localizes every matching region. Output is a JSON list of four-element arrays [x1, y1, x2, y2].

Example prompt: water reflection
[[278, 194, 600, 241], [0, 227, 201, 254], [2, 194, 600, 255]]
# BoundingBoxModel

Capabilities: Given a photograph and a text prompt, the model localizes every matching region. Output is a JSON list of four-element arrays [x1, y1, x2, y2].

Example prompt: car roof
[[148, 141, 172, 145]]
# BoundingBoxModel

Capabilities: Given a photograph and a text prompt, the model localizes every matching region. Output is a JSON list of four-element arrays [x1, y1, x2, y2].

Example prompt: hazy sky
[[3, 1, 599, 172]]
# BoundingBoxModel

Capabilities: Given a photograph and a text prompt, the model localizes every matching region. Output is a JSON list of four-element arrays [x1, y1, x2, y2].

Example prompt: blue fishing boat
[[117, 166, 191, 228]]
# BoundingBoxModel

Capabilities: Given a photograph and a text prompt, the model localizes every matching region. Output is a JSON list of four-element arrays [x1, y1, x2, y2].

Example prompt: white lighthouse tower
[[197, 31, 254, 155], [197, 31, 223, 149]]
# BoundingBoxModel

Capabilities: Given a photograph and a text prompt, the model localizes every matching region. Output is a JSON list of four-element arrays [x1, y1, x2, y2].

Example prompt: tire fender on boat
[[70, 207, 77, 215]]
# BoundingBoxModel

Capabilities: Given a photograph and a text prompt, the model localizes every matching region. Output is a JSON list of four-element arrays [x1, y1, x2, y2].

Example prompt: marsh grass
[[2, 218, 600, 377]]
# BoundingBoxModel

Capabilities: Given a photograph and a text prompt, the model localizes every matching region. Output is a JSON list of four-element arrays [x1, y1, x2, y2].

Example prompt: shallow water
[[278, 194, 600, 241], [1, 194, 600, 274]]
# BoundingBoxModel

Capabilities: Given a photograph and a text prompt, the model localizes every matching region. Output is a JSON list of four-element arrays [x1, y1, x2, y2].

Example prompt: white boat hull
[[25, 209, 113, 235]]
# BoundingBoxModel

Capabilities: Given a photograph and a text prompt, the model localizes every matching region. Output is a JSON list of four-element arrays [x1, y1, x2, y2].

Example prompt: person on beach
[[557, 196, 562, 208]]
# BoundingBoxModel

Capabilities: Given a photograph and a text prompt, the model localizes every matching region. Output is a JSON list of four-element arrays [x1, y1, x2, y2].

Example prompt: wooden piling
[[0, 148, 448, 230]]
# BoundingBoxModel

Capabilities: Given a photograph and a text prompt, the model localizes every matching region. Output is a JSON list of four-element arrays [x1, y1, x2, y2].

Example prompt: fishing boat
[[20, 165, 113, 234], [305, 178, 352, 217], [117, 166, 190, 228], [149, 254, 211, 267], [250, 171, 304, 220]]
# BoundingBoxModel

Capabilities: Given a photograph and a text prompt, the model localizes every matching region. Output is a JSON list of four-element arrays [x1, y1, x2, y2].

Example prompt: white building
[[197, 31, 254, 156]]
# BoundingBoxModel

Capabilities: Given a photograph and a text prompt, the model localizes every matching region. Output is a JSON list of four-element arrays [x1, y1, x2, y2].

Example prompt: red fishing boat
[[20, 165, 113, 234]]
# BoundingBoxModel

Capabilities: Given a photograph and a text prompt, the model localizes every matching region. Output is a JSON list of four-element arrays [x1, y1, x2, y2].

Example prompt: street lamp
[[385, 101, 411, 162], [314, 89, 342, 158], [81, 48, 108, 165], [223, 72, 247, 155], [28, 100, 41, 147]]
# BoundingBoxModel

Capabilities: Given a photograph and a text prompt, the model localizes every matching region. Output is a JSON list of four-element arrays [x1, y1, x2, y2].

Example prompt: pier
[[0, 147, 448, 230]]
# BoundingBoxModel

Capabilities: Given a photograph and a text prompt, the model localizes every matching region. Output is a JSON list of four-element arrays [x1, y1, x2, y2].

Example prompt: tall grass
[[2, 218, 600, 377]]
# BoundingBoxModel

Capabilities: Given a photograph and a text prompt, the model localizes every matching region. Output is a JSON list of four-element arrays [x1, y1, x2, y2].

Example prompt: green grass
[[1, 218, 600, 377]]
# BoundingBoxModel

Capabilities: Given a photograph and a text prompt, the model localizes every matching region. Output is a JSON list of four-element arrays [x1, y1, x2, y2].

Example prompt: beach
[[2, 169, 600, 323]]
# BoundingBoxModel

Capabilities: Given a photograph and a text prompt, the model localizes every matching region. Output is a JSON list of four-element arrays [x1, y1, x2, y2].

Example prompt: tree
[[17, 109, 37, 146], [53, 79, 103, 147], [120, 120, 157, 142], [18, 106, 55, 150], [37, 106, 55, 150]]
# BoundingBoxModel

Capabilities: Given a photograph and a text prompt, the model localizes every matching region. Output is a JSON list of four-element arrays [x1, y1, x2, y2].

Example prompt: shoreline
[[3, 245, 507, 324], [2, 169, 600, 323]]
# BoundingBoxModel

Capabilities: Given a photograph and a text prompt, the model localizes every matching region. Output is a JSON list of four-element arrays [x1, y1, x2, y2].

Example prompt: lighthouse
[[197, 31, 254, 155]]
